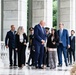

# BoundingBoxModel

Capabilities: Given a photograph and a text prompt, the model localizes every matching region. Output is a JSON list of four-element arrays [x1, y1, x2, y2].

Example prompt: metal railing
[[0, 41, 30, 67], [0, 41, 9, 66]]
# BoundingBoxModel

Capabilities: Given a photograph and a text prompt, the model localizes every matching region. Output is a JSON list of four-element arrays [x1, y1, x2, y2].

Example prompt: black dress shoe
[[69, 63, 72, 65], [66, 64, 68, 67], [14, 65, 17, 66], [26, 63, 30, 66], [35, 66, 39, 69], [57, 64, 62, 67], [47, 65, 50, 67], [9, 65, 13, 69], [50, 67, 52, 69], [9, 64, 12, 67], [39, 67, 43, 69], [26, 62, 29, 64]]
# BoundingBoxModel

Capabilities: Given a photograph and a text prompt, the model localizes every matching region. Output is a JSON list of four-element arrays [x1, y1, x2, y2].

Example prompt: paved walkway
[[0, 65, 72, 75]]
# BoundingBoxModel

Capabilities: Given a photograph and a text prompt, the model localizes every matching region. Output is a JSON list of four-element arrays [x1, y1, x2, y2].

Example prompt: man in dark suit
[[34, 20, 47, 69], [68, 30, 75, 65], [57, 23, 70, 67], [5, 25, 17, 67]]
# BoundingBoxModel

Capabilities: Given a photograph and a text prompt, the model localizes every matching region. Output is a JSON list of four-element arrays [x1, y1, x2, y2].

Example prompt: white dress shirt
[[19, 34, 23, 43]]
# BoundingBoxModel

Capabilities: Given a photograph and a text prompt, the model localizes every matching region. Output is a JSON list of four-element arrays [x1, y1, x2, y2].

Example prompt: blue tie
[[60, 30, 63, 41], [41, 27, 44, 34]]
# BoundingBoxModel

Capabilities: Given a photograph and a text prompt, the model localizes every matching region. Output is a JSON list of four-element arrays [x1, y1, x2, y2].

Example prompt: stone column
[[31, 0, 53, 28], [18, 0, 27, 34], [2, 0, 27, 40], [75, 0, 76, 61], [28, 0, 32, 28], [58, 0, 75, 34], [0, 0, 4, 68], [0, 0, 1, 41], [58, 0, 70, 31], [75, 0, 76, 32], [70, 0, 75, 32]]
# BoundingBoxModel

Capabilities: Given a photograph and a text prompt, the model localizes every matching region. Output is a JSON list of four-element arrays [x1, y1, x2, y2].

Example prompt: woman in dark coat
[[15, 26, 28, 69], [47, 28, 59, 69]]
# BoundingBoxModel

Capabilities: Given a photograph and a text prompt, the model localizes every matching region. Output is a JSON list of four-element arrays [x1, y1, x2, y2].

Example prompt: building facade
[[0, 0, 76, 41]]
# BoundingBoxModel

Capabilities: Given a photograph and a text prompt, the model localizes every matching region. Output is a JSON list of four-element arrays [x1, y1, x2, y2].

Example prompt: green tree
[[53, 0, 57, 28]]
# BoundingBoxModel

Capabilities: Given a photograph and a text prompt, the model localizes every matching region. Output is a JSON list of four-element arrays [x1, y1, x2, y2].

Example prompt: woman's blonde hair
[[17, 26, 24, 35]]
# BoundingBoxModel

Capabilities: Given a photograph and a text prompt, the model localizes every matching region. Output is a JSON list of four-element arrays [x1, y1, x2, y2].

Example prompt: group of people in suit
[[5, 20, 75, 69]]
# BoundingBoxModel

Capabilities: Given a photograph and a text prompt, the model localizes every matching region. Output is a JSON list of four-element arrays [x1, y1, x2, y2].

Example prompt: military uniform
[[27, 27, 35, 66]]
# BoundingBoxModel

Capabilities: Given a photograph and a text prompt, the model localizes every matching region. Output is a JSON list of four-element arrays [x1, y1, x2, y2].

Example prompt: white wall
[[0, 0, 1, 41]]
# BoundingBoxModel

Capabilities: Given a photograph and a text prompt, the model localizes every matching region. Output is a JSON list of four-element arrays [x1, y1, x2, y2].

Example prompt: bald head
[[59, 22, 64, 30], [40, 20, 45, 27]]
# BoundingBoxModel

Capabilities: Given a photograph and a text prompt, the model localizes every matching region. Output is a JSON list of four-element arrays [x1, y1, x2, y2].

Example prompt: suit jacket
[[5, 30, 16, 48], [69, 36, 75, 50], [47, 34, 59, 48], [15, 33, 28, 48], [34, 24, 47, 46], [57, 29, 70, 47]]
